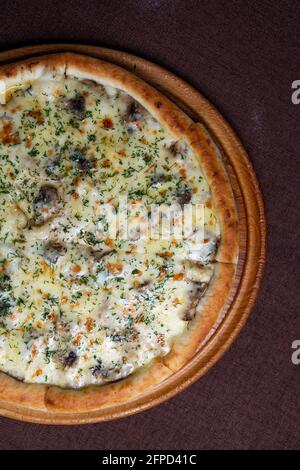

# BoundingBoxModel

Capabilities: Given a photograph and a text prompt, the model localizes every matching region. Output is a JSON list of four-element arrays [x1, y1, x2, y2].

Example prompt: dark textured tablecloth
[[0, 0, 299, 450]]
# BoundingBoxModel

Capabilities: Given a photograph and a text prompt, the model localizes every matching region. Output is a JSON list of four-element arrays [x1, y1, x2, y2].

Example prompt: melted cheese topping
[[0, 74, 219, 387]]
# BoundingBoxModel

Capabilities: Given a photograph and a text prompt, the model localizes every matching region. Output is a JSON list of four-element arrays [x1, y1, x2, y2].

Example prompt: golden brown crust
[[0, 373, 47, 410], [0, 54, 67, 100], [189, 124, 239, 263], [0, 53, 239, 414], [44, 358, 172, 413]]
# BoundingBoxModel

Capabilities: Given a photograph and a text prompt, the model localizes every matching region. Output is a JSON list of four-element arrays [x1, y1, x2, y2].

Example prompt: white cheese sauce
[[0, 74, 219, 387]]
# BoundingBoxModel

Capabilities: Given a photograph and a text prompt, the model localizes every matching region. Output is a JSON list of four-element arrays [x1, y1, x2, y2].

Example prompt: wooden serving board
[[0, 44, 266, 424]]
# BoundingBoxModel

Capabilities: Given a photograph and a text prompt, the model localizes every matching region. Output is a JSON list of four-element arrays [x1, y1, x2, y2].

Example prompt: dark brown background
[[0, 0, 299, 450]]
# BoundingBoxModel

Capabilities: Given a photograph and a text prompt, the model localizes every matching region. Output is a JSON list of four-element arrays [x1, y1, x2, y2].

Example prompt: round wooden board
[[0, 44, 266, 424]]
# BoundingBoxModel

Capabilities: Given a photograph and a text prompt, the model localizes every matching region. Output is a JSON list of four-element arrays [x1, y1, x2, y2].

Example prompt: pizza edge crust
[[0, 53, 238, 414], [163, 262, 236, 372]]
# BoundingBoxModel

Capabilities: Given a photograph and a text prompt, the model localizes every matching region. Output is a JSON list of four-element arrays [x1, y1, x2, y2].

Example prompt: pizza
[[0, 53, 238, 413]]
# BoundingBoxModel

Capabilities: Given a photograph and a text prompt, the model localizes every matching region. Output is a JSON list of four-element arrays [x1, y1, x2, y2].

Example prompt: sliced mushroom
[[44, 242, 66, 264], [60, 95, 86, 119], [32, 185, 60, 226], [183, 259, 213, 283], [62, 350, 78, 368], [178, 187, 192, 206], [167, 139, 188, 158], [91, 360, 110, 378], [127, 101, 143, 122], [90, 248, 116, 262], [123, 101, 144, 135], [183, 282, 208, 321], [70, 149, 93, 172]]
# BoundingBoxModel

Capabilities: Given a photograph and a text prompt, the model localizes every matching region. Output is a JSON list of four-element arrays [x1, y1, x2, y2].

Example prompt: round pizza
[[0, 53, 238, 414]]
